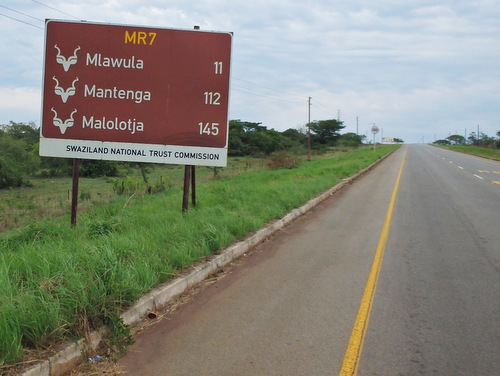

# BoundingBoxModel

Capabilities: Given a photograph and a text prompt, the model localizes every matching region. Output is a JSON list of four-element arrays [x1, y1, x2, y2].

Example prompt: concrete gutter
[[20, 151, 393, 376]]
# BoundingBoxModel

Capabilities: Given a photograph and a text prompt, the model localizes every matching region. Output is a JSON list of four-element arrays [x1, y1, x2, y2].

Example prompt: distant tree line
[[1, 118, 364, 188], [0, 121, 119, 188], [228, 119, 367, 156], [433, 131, 500, 147], [0, 122, 40, 188]]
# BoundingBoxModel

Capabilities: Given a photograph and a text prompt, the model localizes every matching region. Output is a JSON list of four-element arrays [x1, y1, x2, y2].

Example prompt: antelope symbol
[[51, 108, 77, 135], [53, 76, 79, 103], [54, 45, 80, 72]]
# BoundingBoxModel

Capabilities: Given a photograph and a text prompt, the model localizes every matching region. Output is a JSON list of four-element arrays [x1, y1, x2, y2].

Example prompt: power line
[[0, 13, 43, 29], [0, 4, 44, 22], [312, 100, 339, 120], [233, 76, 340, 120], [231, 85, 304, 104], [31, 0, 80, 20], [232, 76, 303, 101]]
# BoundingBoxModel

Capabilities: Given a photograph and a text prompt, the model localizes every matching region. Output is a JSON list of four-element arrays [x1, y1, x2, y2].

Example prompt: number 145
[[199, 122, 219, 136]]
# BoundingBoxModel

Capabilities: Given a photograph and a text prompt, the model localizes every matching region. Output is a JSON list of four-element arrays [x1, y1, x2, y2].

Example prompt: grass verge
[[0, 159, 265, 232], [436, 145, 500, 160], [0, 145, 398, 367]]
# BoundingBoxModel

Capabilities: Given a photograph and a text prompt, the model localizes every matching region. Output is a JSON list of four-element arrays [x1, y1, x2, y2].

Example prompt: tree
[[447, 134, 465, 145], [481, 134, 495, 147], [228, 120, 299, 157], [0, 122, 40, 187], [2, 121, 39, 145], [433, 139, 451, 145], [282, 128, 307, 145], [40, 156, 73, 177], [338, 132, 364, 147], [0, 134, 35, 187], [80, 160, 119, 178], [309, 119, 345, 145], [469, 131, 495, 147], [228, 120, 262, 156], [468, 132, 479, 145]]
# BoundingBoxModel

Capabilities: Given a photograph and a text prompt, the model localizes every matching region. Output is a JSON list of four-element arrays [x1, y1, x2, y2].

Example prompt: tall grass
[[0, 159, 264, 232], [436, 144, 500, 160], [0, 145, 398, 366]]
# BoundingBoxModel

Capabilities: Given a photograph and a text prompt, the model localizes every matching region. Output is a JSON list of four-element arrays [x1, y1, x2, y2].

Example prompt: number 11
[[214, 61, 223, 74]]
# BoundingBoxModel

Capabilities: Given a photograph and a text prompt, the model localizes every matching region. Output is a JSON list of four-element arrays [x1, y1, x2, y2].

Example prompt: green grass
[[0, 145, 398, 366], [0, 159, 265, 232], [436, 145, 500, 160]]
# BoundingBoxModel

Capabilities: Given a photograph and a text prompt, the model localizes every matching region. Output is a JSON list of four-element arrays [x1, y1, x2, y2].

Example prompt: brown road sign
[[40, 20, 232, 166]]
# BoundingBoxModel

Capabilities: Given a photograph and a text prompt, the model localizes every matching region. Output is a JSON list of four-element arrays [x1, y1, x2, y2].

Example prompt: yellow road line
[[339, 148, 407, 376]]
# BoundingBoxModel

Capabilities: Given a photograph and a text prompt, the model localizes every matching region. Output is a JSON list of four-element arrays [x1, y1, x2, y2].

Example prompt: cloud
[[1, 0, 499, 142], [0, 86, 41, 123]]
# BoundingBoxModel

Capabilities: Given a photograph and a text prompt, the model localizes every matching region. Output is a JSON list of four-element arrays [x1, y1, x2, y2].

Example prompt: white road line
[[449, 161, 454, 164], [473, 174, 484, 180], [458, 166, 464, 170]]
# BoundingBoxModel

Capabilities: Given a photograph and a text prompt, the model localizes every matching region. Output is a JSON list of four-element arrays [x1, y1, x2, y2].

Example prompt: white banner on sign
[[39, 138, 228, 167]]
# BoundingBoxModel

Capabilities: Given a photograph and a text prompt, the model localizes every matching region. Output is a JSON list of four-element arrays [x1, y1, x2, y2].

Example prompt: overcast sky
[[1, 0, 499, 143]]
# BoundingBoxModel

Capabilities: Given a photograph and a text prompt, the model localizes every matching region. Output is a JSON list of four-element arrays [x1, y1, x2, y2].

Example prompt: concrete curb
[[20, 151, 393, 376]]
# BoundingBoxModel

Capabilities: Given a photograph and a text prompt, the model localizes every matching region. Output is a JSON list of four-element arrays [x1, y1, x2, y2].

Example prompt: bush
[[40, 157, 73, 177], [87, 221, 115, 237], [152, 176, 168, 193], [110, 177, 143, 195], [0, 136, 39, 188], [80, 190, 91, 201], [0, 157, 23, 188], [80, 160, 118, 178], [266, 151, 302, 169]]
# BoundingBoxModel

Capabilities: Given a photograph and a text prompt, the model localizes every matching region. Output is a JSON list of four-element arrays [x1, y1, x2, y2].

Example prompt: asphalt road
[[118, 144, 500, 375], [360, 145, 500, 375]]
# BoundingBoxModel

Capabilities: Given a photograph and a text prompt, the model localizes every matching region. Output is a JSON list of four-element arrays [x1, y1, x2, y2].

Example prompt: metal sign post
[[70, 159, 80, 226]]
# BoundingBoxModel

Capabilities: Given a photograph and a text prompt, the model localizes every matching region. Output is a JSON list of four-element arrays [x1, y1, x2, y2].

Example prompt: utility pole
[[356, 116, 358, 135], [307, 97, 311, 161]]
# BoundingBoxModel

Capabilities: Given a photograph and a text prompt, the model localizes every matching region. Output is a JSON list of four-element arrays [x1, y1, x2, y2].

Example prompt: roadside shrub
[[266, 151, 302, 169], [40, 157, 73, 177], [80, 190, 91, 201], [0, 156, 23, 188], [80, 160, 118, 178], [152, 176, 168, 193], [87, 221, 115, 238], [110, 175, 168, 195], [110, 177, 143, 195], [0, 135, 39, 188]]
